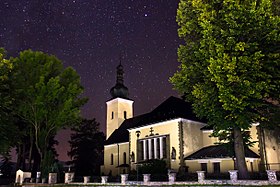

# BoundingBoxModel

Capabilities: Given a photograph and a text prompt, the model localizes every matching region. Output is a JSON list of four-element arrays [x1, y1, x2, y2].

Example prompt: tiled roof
[[105, 96, 205, 145], [184, 145, 259, 160]]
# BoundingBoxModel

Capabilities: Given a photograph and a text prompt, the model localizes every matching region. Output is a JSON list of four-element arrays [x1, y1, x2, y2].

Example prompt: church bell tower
[[106, 61, 133, 139]]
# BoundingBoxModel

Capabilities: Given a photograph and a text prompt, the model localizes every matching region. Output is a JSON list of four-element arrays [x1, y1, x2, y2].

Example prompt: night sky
[[0, 0, 181, 161]]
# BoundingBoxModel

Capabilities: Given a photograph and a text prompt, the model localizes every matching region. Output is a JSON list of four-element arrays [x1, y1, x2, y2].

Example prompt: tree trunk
[[16, 143, 26, 171], [32, 150, 41, 177], [28, 134, 33, 171], [233, 127, 249, 179], [178, 121, 186, 176], [257, 126, 267, 172], [22, 143, 26, 171], [16, 144, 22, 170]]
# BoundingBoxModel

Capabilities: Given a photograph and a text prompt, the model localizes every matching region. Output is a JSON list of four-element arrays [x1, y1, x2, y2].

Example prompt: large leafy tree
[[171, 0, 280, 178], [68, 119, 105, 176], [1, 48, 33, 170], [10, 50, 87, 176], [0, 48, 19, 156]]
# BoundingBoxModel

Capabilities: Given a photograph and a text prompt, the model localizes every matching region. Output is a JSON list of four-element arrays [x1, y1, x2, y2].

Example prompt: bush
[[138, 159, 168, 175]]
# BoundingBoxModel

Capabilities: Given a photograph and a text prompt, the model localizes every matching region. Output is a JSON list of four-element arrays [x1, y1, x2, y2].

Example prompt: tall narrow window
[[123, 152, 127, 164], [250, 162, 254, 172], [151, 140, 154, 159], [111, 154, 114, 165], [138, 141, 143, 161], [111, 111, 114, 119], [201, 163, 207, 173], [145, 140, 149, 159], [156, 138, 160, 158], [124, 111, 127, 119], [162, 137, 167, 158], [213, 162, 220, 173]]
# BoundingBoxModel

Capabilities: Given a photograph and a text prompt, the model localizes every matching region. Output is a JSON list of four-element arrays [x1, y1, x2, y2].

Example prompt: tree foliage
[[171, 0, 280, 178], [0, 48, 19, 156], [138, 159, 168, 175], [212, 129, 257, 157], [68, 119, 105, 176], [10, 50, 87, 175]]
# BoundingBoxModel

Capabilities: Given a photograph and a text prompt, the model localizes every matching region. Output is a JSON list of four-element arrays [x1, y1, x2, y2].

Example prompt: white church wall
[[202, 130, 219, 147], [182, 120, 205, 157], [263, 128, 280, 170], [102, 142, 129, 176], [106, 98, 133, 139]]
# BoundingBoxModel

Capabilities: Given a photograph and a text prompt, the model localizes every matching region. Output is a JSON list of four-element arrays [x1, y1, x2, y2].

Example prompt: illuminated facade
[[100, 64, 280, 176]]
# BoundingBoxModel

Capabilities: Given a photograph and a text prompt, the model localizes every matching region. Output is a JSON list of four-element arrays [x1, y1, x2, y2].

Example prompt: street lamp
[[135, 130, 141, 182]]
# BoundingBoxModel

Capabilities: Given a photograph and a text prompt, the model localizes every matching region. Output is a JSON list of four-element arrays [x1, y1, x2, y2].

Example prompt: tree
[[171, 0, 280, 179], [212, 128, 257, 169], [0, 48, 33, 170], [10, 50, 87, 176], [68, 119, 105, 176], [0, 48, 19, 156]]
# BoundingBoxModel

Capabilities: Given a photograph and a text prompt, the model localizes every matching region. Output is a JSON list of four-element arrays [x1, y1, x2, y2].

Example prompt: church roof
[[200, 125, 214, 131], [184, 145, 260, 160], [105, 96, 205, 145]]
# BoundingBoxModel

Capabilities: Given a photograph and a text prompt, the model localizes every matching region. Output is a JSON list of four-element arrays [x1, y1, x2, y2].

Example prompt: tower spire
[[116, 53, 124, 84], [110, 56, 129, 99]]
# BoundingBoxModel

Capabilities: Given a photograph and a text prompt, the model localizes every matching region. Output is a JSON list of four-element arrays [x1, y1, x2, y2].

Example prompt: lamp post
[[135, 130, 141, 182]]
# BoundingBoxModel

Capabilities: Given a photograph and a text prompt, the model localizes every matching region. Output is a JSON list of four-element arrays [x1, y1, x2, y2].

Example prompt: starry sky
[[0, 0, 181, 161]]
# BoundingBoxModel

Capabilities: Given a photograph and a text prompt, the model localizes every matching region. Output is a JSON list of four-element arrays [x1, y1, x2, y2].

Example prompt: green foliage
[[41, 150, 56, 178], [9, 50, 87, 172], [171, 0, 280, 178], [212, 128, 257, 157], [68, 119, 105, 176], [272, 0, 280, 15], [172, 0, 280, 129], [0, 48, 19, 156], [138, 159, 168, 175]]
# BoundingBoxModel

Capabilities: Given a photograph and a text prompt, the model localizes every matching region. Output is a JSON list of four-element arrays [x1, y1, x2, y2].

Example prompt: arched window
[[111, 111, 114, 119], [124, 111, 127, 119], [111, 154, 114, 165], [123, 152, 127, 164]]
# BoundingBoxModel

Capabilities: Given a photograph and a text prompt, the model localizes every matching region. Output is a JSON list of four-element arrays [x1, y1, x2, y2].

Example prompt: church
[[100, 64, 280, 176]]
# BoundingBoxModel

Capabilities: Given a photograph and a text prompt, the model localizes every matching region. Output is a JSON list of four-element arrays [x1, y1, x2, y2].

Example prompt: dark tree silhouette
[[68, 119, 105, 176]]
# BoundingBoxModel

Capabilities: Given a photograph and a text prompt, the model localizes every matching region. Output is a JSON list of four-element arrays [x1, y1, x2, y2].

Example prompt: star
[[0, 0, 180, 161]]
